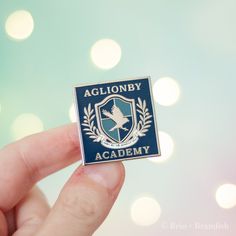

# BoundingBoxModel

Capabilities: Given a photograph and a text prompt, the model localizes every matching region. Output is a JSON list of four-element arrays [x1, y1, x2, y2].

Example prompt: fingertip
[[72, 162, 125, 191]]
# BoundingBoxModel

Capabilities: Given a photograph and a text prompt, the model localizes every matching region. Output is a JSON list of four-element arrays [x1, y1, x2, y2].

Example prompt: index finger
[[0, 123, 81, 212]]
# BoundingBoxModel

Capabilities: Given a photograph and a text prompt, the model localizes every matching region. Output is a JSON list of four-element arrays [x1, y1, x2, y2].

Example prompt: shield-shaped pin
[[95, 94, 137, 144]]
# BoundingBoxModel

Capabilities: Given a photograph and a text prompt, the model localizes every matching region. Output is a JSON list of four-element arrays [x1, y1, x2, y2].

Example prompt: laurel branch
[[135, 97, 152, 137], [82, 103, 103, 142]]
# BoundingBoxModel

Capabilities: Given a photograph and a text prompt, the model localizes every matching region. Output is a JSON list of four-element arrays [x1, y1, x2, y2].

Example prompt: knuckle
[[22, 215, 44, 226], [60, 189, 101, 223]]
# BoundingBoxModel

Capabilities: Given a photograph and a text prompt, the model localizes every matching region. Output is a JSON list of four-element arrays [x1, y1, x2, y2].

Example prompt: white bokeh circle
[[11, 113, 44, 140], [5, 10, 34, 40], [69, 103, 77, 122], [153, 77, 180, 106], [216, 184, 236, 209], [90, 39, 122, 70], [148, 131, 174, 163], [131, 196, 161, 226]]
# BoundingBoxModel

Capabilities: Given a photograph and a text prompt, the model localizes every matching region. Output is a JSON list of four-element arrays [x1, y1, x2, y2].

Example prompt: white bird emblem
[[102, 105, 129, 131]]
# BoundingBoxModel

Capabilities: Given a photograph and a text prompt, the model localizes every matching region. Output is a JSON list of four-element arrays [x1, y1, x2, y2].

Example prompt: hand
[[0, 123, 125, 236]]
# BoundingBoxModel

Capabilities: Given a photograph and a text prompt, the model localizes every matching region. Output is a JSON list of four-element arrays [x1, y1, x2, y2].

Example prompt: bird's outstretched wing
[[102, 110, 114, 120], [112, 105, 125, 120]]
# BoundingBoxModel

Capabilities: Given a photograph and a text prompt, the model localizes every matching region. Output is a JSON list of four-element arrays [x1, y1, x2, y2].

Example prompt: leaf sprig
[[136, 97, 152, 137], [82, 104, 103, 142]]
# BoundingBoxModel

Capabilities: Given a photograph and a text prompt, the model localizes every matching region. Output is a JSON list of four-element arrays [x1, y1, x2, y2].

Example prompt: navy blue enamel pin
[[74, 77, 161, 165]]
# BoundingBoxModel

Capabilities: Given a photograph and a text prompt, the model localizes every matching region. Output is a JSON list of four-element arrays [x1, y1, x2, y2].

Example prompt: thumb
[[35, 162, 125, 236]]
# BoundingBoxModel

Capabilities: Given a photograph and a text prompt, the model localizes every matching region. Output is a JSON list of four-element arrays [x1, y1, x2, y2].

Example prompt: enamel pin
[[74, 77, 161, 165]]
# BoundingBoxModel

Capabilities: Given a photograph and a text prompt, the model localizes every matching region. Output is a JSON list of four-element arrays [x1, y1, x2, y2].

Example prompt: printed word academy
[[95, 146, 150, 161]]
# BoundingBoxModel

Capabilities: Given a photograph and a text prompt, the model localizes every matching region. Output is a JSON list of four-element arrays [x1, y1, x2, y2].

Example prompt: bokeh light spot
[[148, 131, 174, 163], [69, 103, 77, 122], [131, 196, 161, 226], [216, 184, 236, 209], [90, 39, 122, 70], [153, 77, 180, 106], [11, 113, 44, 140], [5, 10, 34, 40]]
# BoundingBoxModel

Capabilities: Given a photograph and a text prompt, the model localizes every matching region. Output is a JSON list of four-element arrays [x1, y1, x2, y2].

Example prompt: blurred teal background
[[1, 0, 236, 235]]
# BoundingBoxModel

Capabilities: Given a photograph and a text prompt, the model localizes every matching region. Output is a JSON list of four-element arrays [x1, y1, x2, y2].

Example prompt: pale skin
[[0, 123, 125, 236]]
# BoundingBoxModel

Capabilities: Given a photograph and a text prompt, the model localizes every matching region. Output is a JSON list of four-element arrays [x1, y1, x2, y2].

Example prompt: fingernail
[[84, 163, 122, 190]]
